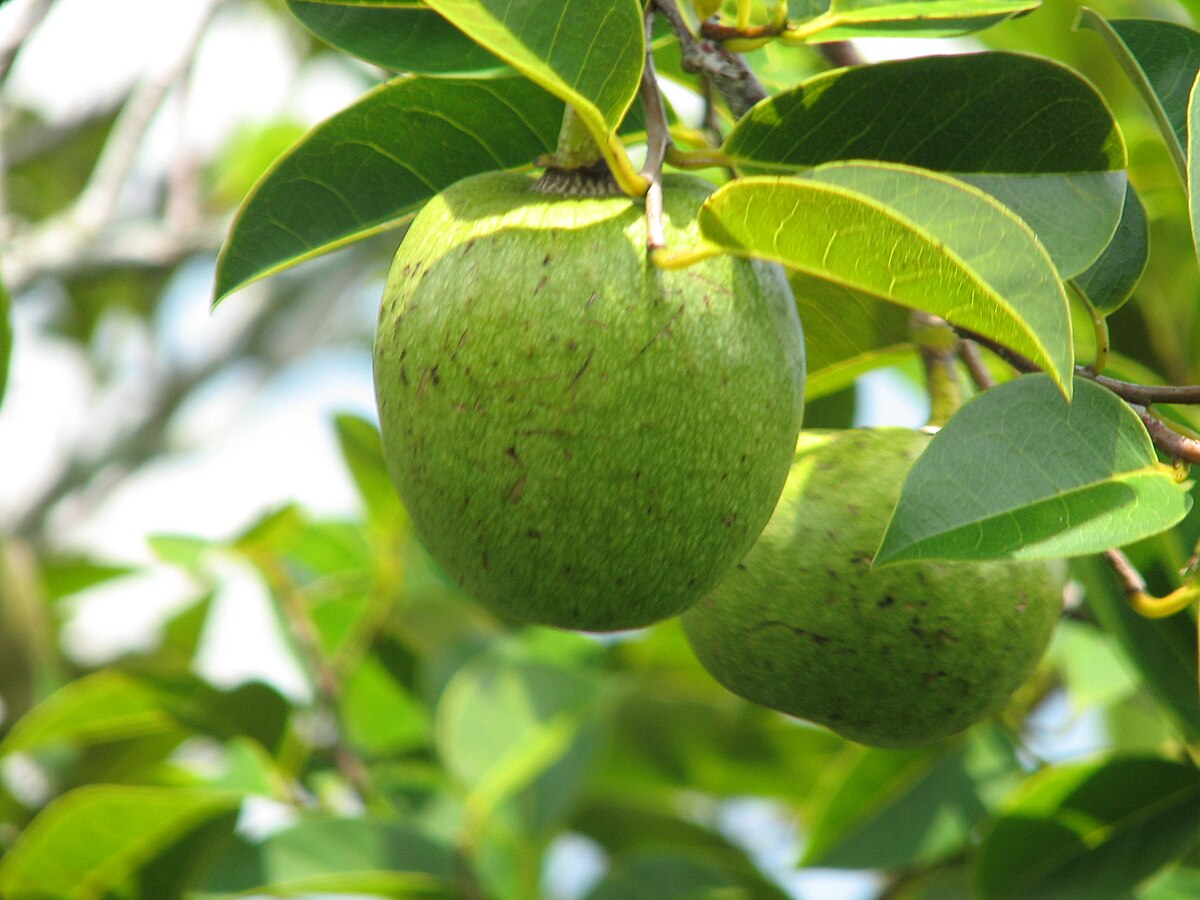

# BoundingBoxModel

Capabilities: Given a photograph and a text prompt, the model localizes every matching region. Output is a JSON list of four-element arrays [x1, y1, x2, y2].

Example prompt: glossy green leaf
[[0, 670, 176, 756], [287, 0, 502, 73], [214, 75, 561, 301], [1072, 179, 1149, 314], [1074, 554, 1200, 742], [436, 656, 612, 835], [793, 272, 913, 400], [0, 786, 241, 900], [694, 164, 1074, 392], [725, 52, 1124, 175], [791, 0, 1039, 41], [957, 172, 1125, 280], [877, 375, 1192, 563], [803, 726, 1021, 869], [1076, 10, 1200, 181], [0, 273, 9, 407], [974, 757, 1200, 899], [423, 0, 643, 170]]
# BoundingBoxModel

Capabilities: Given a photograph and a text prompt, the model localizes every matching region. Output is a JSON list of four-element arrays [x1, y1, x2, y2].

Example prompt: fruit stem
[[550, 104, 605, 171], [911, 311, 963, 427], [1104, 547, 1200, 619]]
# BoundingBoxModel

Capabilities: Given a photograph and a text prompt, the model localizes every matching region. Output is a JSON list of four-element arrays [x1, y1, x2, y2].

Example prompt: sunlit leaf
[[37, 555, 136, 603], [877, 375, 1192, 563], [214, 75, 561, 301], [974, 757, 1200, 899], [1072, 179, 1149, 314], [790, 0, 1039, 40], [1075, 10, 1200, 180], [692, 164, 1074, 392], [333, 413, 407, 536], [287, 0, 502, 74], [0, 786, 241, 900]]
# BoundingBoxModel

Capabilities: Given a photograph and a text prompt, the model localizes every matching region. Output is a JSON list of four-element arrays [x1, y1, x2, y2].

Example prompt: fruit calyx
[[533, 160, 623, 198]]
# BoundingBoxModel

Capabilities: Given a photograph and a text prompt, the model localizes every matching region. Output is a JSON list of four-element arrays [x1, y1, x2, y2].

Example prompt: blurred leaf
[[207, 118, 307, 208], [974, 757, 1200, 899], [1049, 620, 1139, 712], [694, 164, 1074, 392], [1140, 863, 1200, 899], [436, 656, 613, 835], [877, 375, 1192, 563], [585, 851, 773, 899], [340, 652, 430, 756], [37, 554, 136, 603], [1076, 10, 1200, 180], [0, 273, 9, 406], [0, 786, 240, 900], [196, 817, 456, 898], [1074, 555, 1200, 742], [215, 74, 561, 301], [160, 680, 291, 755], [1072, 179, 1150, 314], [332, 413, 407, 536], [136, 809, 240, 900], [794, 274, 913, 400], [423, 0, 643, 131], [802, 726, 1021, 869], [792, 0, 1038, 40], [147, 534, 211, 572], [1, 670, 176, 757], [287, 0, 503, 74]]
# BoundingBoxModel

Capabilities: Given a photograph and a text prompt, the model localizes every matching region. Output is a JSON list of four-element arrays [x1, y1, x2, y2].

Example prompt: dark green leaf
[[794, 273, 913, 400], [1074, 554, 1200, 742], [877, 375, 1192, 563], [790, 0, 1039, 41], [725, 52, 1124, 175], [1072, 179, 1149, 314], [692, 164, 1074, 392], [0, 786, 241, 900], [287, 0, 503, 73], [974, 757, 1200, 900], [1075, 11, 1200, 180], [584, 852, 759, 900], [214, 75, 561, 301], [803, 726, 1021, 869]]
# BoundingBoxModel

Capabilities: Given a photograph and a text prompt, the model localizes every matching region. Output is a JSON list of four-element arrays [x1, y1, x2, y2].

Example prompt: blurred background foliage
[[0, 1, 1199, 898]]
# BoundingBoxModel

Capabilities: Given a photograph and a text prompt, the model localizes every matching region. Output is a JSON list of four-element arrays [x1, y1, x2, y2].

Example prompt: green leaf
[[974, 757, 1200, 900], [436, 656, 612, 835], [332, 413, 407, 536], [214, 74, 561, 301], [197, 817, 456, 898], [37, 555, 137, 603], [792, 0, 1039, 41], [287, 0, 503, 74], [1072, 179, 1149, 314], [724, 52, 1124, 175], [694, 164, 1074, 393], [1075, 10, 1200, 181], [0, 273, 9, 407], [794, 273, 913, 400], [0, 786, 241, 900], [584, 852, 760, 900], [0, 670, 177, 756], [876, 375, 1193, 563], [1048, 620, 1139, 712], [340, 653, 430, 756], [803, 726, 1022, 869], [1074, 554, 1200, 742], [424, 0, 643, 131]]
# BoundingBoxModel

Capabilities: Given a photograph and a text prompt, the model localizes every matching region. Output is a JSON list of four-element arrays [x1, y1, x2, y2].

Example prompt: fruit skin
[[373, 171, 805, 632], [682, 428, 1062, 747]]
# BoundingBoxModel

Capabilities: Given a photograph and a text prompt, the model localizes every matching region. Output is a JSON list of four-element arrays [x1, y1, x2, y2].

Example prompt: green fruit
[[682, 427, 1061, 746], [373, 171, 805, 631]]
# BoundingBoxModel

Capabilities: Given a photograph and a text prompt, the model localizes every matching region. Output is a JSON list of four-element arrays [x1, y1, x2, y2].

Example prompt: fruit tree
[[2, 1, 1200, 898]]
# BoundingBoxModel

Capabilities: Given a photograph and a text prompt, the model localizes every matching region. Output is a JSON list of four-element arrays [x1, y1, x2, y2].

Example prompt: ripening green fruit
[[373, 171, 805, 631], [682, 428, 1062, 747]]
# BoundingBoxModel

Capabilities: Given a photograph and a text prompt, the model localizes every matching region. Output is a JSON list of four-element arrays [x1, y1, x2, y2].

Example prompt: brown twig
[[959, 338, 996, 391], [652, 0, 766, 118], [640, 5, 669, 251]]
